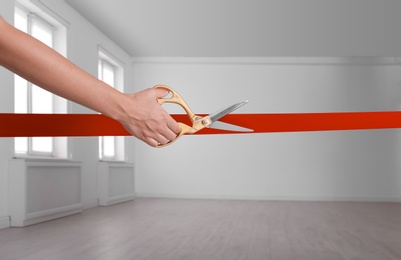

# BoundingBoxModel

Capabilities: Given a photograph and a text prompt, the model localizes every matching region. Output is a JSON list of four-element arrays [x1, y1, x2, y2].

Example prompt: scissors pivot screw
[[202, 119, 209, 125]]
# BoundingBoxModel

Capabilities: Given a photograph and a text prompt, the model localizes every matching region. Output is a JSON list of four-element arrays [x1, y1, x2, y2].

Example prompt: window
[[14, 4, 67, 158], [98, 48, 125, 161]]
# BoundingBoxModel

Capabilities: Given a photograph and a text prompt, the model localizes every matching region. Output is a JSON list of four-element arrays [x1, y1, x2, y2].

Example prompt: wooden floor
[[1, 198, 401, 260]]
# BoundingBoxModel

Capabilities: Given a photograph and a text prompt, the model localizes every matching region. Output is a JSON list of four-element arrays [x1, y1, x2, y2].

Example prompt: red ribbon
[[1, 112, 401, 137]]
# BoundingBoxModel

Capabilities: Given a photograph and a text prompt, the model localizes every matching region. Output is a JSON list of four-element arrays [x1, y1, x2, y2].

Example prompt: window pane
[[99, 59, 117, 159], [102, 61, 115, 87], [103, 136, 115, 158], [31, 85, 53, 113], [32, 137, 53, 153], [14, 7, 28, 33], [14, 6, 68, 158], [14, 75, 28, 113], [31, 17, 53, 47], [15, 137, 28, 154], [30, 17, 54, 154], [99, 137, 102, 159], [31, 84, 53, 153]]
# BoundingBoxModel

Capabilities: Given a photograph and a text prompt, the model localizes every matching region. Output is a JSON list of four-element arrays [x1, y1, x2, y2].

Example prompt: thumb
[[154, 88, 170, 99]]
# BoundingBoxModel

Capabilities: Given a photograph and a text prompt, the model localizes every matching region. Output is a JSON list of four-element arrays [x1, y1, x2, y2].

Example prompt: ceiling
[[64, 0, 401, 57]]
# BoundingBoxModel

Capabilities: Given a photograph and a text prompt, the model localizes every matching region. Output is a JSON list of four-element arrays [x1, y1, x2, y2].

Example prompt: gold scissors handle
[[154, 85, 211, 147]]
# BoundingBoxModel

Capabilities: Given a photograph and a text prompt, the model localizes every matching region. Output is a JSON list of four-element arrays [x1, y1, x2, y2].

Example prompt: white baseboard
[[82, 199, 99, 210], [23, 205, 82, 227], [136, 193, 401, 203], [0, 216, 10, 229], [106, 194, 135, 206]]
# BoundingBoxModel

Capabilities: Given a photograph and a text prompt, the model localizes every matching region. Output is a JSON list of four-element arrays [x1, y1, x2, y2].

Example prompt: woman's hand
[[116, 88, 181, 147]]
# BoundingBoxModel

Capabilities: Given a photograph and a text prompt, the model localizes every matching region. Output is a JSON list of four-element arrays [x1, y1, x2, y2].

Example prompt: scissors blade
[[209, 121, 254, 132], [208, 100, 249, 123]]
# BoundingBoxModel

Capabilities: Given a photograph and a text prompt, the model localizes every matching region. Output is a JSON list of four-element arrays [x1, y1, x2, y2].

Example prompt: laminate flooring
[[1, 198, 401, 260]]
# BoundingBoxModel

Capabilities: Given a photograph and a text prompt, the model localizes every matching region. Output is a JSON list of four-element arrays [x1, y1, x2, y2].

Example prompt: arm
[[0, 16, 180, 147]]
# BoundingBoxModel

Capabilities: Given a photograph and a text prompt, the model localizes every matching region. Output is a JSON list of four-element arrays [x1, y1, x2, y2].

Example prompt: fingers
[[145, 138, 159, 147], [167, 116, 182, 135], [144, 128, 178, 148], [152, 119, 181, 147], [137, 113, 180, 147], [133, 116, 180, 148], [116, 88, 182, 147]]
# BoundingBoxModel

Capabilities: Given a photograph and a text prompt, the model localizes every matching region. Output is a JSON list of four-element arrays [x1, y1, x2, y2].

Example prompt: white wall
[[65, 0, 401, 57], [133, 58, 401, 201], [0, 0, 134, 227]]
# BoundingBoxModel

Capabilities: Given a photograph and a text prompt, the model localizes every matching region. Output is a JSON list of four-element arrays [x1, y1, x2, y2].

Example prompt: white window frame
[[14, 2, 68, 159], [98, 47, 125, 162]]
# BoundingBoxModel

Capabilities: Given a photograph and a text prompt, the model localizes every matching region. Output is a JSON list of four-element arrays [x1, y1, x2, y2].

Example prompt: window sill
[[98, 159, 127, 163], [12, 155, 73, 163]]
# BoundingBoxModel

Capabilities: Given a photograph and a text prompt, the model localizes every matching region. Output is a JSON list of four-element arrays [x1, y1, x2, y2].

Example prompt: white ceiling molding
[[132, 56, 401, 66]]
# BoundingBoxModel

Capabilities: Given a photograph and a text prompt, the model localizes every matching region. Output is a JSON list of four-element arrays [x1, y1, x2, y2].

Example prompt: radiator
[[97, 162, 135, 206], [8, 159, 82, 227]]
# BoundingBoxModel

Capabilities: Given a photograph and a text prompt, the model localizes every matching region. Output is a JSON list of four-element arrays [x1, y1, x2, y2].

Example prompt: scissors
[[155, 85, 253, 147]]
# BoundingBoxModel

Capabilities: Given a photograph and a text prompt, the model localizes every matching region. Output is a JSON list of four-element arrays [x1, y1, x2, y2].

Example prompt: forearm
[[0, 16, 125, 120], [0, 16, 180, 146]]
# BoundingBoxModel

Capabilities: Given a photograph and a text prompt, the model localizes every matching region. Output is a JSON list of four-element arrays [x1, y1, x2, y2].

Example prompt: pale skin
[[0, 16, 181, 147]]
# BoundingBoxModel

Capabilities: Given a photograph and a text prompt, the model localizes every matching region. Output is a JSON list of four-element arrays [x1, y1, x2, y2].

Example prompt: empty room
[[1, 0, 401, 259]]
